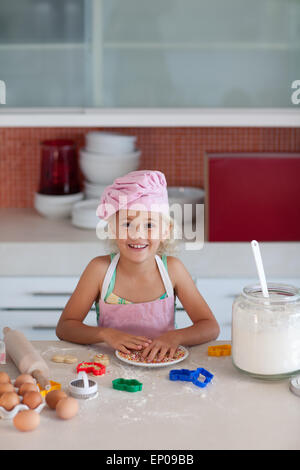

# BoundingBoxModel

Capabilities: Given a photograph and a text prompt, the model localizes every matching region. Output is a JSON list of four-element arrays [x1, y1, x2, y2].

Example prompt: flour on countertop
[[39, 345, 223, 424]]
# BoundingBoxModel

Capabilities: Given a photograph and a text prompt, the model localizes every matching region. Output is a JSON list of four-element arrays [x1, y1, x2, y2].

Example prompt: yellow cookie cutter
[[208, 344, 231, 357], [38, 380, 61, 397]]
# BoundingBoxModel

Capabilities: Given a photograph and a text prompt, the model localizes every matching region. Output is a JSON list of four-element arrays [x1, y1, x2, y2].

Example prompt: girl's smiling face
[[111, 210, 170, 261]]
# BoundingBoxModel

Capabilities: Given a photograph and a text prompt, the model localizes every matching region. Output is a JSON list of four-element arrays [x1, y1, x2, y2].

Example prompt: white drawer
[[0, 309, 96, 341], [0, 276, 79, 309]]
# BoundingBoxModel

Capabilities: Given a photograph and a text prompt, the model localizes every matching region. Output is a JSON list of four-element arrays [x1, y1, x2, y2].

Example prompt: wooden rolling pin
[[3, 327, 51, 390]]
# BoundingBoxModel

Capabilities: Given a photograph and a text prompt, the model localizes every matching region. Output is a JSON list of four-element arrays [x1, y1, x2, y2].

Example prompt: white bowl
[[168, 187, 205, 205], [34, 192, 84, 219], [84, 181, 108, 191], [80, 148, 140, 161], [79, 150, 140, 184], [72, 199, 106, 230], [86, 132, 136, 155], [83, 181, 107, 200], [84, 188, 104, 200], [167, 187, 205, 224]]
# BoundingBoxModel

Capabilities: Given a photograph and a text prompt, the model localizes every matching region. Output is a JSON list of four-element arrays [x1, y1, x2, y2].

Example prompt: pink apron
[[98, 253, 175, 339]]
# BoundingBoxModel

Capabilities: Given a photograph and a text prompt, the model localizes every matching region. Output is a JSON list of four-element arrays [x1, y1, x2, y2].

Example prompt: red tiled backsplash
[[0, 127, 299, 207]]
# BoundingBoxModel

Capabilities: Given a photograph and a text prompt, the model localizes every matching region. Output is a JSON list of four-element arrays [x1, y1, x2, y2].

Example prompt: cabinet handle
[[32, 325, 56, 330], [31, 292, 73, 296], [0, 306, 96, 311], [0, 307, 63, 311]]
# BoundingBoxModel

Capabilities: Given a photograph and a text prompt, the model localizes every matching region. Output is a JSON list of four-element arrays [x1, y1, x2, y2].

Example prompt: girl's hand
[[141, 331, 180, 362], [102, 328, 152, 354]]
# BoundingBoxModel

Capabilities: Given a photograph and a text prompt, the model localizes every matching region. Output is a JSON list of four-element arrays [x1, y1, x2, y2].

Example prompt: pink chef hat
[[96, 170, 169, 220]]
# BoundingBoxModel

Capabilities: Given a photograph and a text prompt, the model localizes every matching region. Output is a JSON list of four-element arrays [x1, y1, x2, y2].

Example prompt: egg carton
[[0, 381, 45, 420], [0, 400, 46, 420]]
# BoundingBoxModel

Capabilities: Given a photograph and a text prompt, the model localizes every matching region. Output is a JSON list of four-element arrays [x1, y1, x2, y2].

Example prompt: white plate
[[115, 346, 189, 368]]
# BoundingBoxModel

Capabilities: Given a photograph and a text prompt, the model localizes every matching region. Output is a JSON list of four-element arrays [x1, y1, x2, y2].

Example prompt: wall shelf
[[0, 107, 299, 127]]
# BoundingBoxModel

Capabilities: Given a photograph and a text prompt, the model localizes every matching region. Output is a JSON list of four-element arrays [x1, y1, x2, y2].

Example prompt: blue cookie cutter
[[169, 369, 195, 382], [169, 367, 213, 389], [192, 368, 214, 388]]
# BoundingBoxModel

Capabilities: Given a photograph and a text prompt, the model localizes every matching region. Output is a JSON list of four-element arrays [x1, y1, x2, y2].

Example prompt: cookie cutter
[[76, 361, 106, 376], [169, 367, 214, 389], [69, 371, 98, 399], [38, 380, 61, 398], [112, 378, 143, 393], [169, 369, 195, 382], [208, 344, 231, 357], [192, 368, 214, 388]]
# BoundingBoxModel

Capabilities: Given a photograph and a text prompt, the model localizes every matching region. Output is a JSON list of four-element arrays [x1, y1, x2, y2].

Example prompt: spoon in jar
[[251, 240, 270, 299]]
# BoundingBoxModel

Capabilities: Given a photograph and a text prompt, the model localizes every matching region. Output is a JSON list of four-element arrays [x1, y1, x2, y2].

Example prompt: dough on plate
[[118, 348, 185, 364]]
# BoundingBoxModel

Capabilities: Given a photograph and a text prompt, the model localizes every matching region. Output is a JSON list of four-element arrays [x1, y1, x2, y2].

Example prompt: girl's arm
[[142, 256, 220, 361], [171, 256, 220, 345], [56, 256, 151, 352], [56, 257, 110, 345]]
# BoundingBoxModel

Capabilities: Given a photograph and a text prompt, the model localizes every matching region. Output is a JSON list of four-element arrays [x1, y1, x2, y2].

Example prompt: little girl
[[56, 170, 219, 362]]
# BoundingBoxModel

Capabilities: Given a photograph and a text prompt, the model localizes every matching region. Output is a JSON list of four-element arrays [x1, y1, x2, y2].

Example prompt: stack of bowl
[[79, 132, 140, 194], [167, 187, 205, 227], [71, 199, 107, 230], [74, 132, 140, 229], [34, 192, 84, 219]]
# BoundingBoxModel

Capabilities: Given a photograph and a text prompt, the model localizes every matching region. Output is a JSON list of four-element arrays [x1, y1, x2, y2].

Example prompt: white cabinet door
[[1, 0, 299, 108], [0, 276, 97, 341], [0, 310, 96, 341]]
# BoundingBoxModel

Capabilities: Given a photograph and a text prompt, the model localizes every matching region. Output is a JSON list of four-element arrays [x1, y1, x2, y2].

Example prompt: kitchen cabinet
[[0, 276, 95, 340], [0, 0, 299, 112], [1, 276, 299, 341], [205, 152, 300, 242]]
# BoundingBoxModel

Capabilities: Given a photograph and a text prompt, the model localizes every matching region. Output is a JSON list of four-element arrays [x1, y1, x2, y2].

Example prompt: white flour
[[39, 344, 216, 423], [232, 304, 300, 375]]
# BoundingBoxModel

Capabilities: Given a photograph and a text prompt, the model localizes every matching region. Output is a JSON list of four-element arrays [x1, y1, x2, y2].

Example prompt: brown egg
[[0, 372, 11, 384], [0, 391, 20, 411], [14, 374, 35, 389], [56, 397, 78, 420], [0, 382, 14, 396], [23, 391, 42, 410], [13, 410, 40, 432], [18, 382, 37, 397], [45, 389, 68, 409]]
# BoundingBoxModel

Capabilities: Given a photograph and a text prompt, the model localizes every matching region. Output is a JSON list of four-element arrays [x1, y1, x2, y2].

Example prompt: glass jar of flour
[[232, 283, 300, 380]]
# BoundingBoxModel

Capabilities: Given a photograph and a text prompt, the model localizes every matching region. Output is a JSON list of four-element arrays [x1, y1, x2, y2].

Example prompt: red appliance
[[39, 139, 81, 195], [205, 152, 300, 242]]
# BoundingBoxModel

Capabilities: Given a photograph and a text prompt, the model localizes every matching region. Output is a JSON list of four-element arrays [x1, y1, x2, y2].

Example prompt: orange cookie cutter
[[208, 344, 231, 357], [76, 361, 106, 376], [38, 380, 61, 397]]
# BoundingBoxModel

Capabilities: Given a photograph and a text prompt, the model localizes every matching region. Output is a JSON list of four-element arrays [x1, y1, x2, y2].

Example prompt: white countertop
[[0, 340, 300, 450], [0, 208, 299, 277]]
